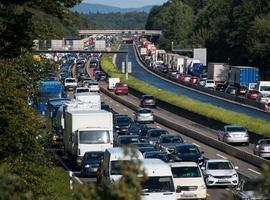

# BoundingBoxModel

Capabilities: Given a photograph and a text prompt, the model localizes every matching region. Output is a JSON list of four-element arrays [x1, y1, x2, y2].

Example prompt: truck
[[75, 92, 101, 106], [207, 63, 230, 83], [36, 80, 63, 115], [64, 110, 113, 166], [256, 81, 270, 105], [108, 77, 120, 90], [229, 66, 259, 87]]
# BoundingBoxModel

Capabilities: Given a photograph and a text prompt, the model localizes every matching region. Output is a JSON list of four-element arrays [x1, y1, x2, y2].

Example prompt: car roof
[[169, 162, 199, 167], [141, 159, 172, 176], [160, 133, 180, 138], [105, 147, 144, 160], [174, 143, 196, 148], [224, 125, 245, 128]]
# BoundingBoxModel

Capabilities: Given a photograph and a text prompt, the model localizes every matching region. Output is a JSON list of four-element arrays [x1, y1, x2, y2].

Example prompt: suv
[[140, 95, 156, 108]]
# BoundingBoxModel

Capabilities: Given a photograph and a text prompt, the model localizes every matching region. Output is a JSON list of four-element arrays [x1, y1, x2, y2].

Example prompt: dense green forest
[[80, 12, 148, 29], [146, 0, 270, 79]]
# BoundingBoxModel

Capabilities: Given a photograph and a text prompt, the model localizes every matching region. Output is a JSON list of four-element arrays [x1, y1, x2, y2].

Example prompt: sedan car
[[218, 125, 249, 145], [134, 108, 154, 124], [155, 134, 185, 153], [117, 135, 139, 146], [145, 128, 168, 145], [140, 95, 156, 108], [114, 82, 128, 95], [246, 90, 260, 100], [253, 139, 270, 158], [81, 151, 104, 177], [143, 151, 172, 163], [113, 116, 133, 135], [201, 159, 239, 187], [169, 144, 204, 165]]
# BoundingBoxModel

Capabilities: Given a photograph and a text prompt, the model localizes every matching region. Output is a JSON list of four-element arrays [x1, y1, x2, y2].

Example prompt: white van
[[101, 147, 143, 183], [256, 81, 270, 104], [169, 162, 206, 199], [108, 77, 120, 90], [141, 159, 176, 200]]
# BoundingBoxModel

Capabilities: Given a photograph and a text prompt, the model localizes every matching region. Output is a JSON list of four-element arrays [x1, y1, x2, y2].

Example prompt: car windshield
[[117, 83, 127, 87], [85, 152, 104, 161], [65, 79, 76, 83], [261, 140, 270, 144], [149, 130, 167, 138], [77, 88, 89, 93], [138, 109, 151, 114], [119, 137, 139, 145], [171, 166, 201, 178], [176, 146, 199, 155], [143, 96, 154, 100], [161, 136, 183, 143], [260, 86, 270, 91], [116, 117, 132, 125], [226, 127, 246, 132], [79, 131, 110, 144], [207, 161, 233, 170], [111, 160, 134, 175], [207, 80, 214, 83], [141, 176, 175, 193], [145, 153, 169, 162]]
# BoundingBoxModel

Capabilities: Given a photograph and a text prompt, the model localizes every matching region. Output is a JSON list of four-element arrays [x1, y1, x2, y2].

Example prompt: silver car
[[134, 107, 154, 124], [253, 139, 270, 158], [201, 159, 239, 187], [218, 125, 249, 145]]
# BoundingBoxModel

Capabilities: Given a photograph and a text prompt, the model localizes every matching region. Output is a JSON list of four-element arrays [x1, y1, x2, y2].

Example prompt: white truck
[[74, 92, 101, 106], [207, 63, 230, 83], [64, 110, 113, 166], [108, 77, 120, 90], [256, 81, 270, 106]]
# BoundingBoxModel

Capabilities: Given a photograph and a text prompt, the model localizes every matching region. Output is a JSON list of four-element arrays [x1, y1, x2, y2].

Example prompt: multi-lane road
[[116, 44, 270, 121]]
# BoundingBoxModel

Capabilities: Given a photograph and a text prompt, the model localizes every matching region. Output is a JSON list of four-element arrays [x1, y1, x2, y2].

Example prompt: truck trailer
[[229, 66, 259, 87]]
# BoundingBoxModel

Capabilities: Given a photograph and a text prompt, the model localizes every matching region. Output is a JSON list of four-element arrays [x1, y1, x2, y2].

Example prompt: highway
[[115, 44, 270, 121]]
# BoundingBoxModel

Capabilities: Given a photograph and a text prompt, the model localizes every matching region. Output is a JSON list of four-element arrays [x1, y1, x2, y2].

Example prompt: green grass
[[101, 54, 270, 137]]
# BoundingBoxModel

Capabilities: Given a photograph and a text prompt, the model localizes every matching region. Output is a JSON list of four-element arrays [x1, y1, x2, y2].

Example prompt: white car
[[218, 125, 249, 145], [169, 162, 207, 199], [134, 108, 154, 124], [201, 159, 239, 187], [88, 81, 100, 92], [64, 77, 77, 91], [204, 79, 215, 89]]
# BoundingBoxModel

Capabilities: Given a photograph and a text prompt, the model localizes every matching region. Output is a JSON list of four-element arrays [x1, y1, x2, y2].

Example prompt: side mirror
[[176, 186, 181, 193], [235, 166, 239, 170], [201, 166, 205, 170]]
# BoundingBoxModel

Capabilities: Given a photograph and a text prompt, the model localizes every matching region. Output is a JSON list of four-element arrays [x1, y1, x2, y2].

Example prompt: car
[[155, 134, 185, 153], [169, 144, 204, 165], [225, 85, 238, 95], [233, 180, 266, 200], [201, 159, 239, 187], [140, 95, 156, 108], [218, 125, 249, 146], [143, 151, 172, 163], [246, 90, 260, 100], [189, 76, 198, 84], [178, 73, 186, 82], [204, 79, 215, 89], [113, 116, 133, 135], [146, 128, 168, 145], [134, 107, 154, 124], [81, 151, 104, 177], [75, 87, 90, 94], [138, 125, 153, 142], [117, 135, 140, 146], [215, 83, 227, 92], [95, 71, 107, 81], [64, 77, 77, 91], [237, 85, 248, 95], [114, 82, 128, 95], [253, 139, 270, 158], [183, 75, 192, 83], [198, 80, 206, 87], [199, 74, 208, 81], [136, 146, 156, 154], [169, 162, 207, 200]]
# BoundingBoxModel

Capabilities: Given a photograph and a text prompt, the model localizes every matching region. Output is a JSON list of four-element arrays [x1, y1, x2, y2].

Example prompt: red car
[[114, 82, 128, 95], [246, 90, 260, 100], [189, 76, 198, 84], [178, 73, 185, 81]]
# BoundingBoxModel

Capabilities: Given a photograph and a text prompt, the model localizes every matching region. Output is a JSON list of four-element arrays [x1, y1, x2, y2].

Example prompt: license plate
[[218, 179, 228, 182], [182, 192, 196, 198]]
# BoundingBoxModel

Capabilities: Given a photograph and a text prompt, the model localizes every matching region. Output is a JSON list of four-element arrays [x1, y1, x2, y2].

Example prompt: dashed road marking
[[123, 108, 127, 111], [192, 143, 201, 147], [116, 104, 119, 107], [216, 154, 227, 159], [109, 100, 113, 103], [156, 125, 161, 128], [248, 168, 261, 175]]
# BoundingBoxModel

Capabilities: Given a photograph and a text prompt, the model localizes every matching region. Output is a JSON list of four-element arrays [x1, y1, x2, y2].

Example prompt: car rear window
[[139, 109, 151, 114], [226, 127, 246, 132]]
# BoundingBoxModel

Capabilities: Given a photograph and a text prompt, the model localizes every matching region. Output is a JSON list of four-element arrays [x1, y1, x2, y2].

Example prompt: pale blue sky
[[83, 0, 168, 8]]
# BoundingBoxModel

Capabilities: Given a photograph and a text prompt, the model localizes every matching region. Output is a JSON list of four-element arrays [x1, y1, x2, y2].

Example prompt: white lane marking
[[132, 113, 135, 116], [192, 143, 201, 148], [116, 104, 119, 107], [248, 168, 262, 175], [73, 175, 83, 184], [156, 125, 161, 128], [123, 108, 127, 111], [109, 100, 113, 103], [216, 154, 227, 159], [207, 194, 210, 197]]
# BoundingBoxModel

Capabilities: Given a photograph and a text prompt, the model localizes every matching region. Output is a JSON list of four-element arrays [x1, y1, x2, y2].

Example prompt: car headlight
[[115, 126, 119, 129], [84, 164, 90, 168], [149, 141, 153, 144], [206, 174, 214, 179], [232, 173, 238, 178], [198, 184, 206, 190]]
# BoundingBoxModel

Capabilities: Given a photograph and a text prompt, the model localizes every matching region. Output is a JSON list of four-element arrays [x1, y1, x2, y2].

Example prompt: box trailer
[[208, 63, 230, 83], [229, 66, 259, 86]]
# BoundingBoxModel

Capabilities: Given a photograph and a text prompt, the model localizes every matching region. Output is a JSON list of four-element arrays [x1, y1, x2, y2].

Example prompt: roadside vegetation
[[101, 53, 270, 137]]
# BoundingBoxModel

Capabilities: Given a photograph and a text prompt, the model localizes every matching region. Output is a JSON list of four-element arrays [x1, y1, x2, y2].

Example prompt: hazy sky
[[83, 0, 168, 8]]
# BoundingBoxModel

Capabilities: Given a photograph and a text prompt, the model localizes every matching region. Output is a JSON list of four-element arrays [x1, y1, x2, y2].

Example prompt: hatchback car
[[201, 159, 239, 187], [81, 151, 104, 177], [204, 79, 215, 89], [246, 90, 260, 100], [169, 162, 207, 200], [169, 144, 204, 166], [218, 125, 249, 145], [155, 134, 185, 153], [140, 95, 156, 108], [253, 139, 270, 158], [114, 82, 128, 95], [134, 108, 154, 124], [146, 128, 168, 145]]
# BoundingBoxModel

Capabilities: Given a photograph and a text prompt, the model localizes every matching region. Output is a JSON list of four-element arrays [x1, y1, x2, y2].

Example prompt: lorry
[[108, 77, 120, 90], [36, 80, 63, 115], [256, 81, 270, 105], [75, 92, 101, 106], [64, 110, 113, 166], [229, 66, 259, 87], [207, 63, 230, 83]]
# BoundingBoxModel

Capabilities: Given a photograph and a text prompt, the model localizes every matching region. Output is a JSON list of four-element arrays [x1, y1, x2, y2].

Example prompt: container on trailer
[[229, 66, 259, 86]]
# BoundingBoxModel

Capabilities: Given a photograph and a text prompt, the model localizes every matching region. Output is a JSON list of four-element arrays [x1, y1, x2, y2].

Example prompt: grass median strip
[[101, 54, 270, 137]]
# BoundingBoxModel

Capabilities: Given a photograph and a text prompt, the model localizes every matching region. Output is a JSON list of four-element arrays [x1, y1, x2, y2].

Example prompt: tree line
[[146, 0, 270, 79]]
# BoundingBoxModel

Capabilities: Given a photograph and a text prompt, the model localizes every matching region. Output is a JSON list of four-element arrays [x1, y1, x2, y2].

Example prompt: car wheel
[[244, 142, 249, 146]]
